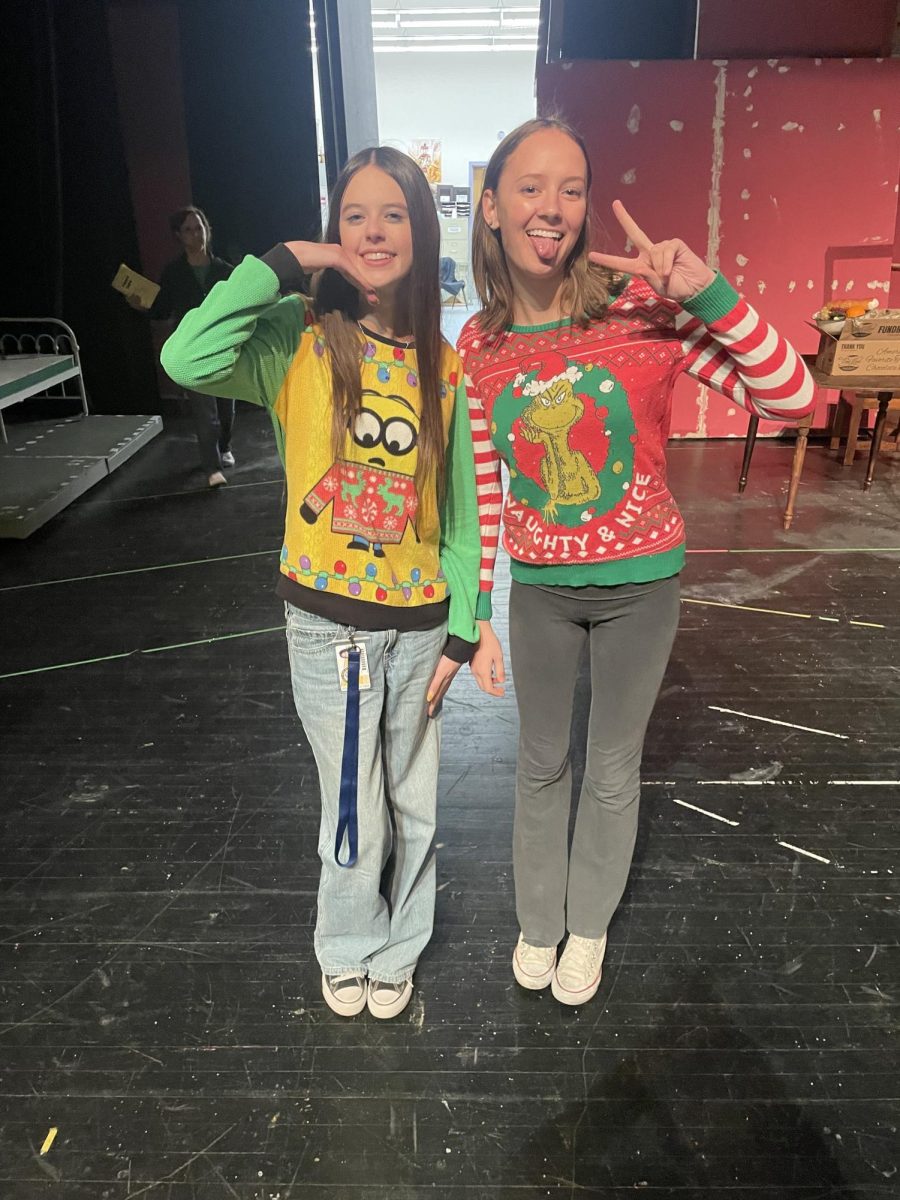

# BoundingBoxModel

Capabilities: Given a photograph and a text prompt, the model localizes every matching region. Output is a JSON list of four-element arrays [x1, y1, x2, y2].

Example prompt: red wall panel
[[696, 0, 897, 58], [538, 57, 900, 436]]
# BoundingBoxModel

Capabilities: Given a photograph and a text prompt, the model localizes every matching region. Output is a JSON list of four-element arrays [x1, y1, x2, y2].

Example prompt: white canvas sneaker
[[512, 932, 557, 990], [367, 978, 414, 1019], [551, 933, 608, 1006], [321, 972, 367, 1017]]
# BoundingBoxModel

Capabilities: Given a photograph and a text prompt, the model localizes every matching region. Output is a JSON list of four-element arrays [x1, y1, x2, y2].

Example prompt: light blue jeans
[[285, 604, 446, 984]]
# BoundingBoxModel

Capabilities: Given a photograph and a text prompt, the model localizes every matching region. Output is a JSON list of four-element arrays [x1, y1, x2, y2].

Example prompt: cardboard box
[[815, 309, 900, 378]]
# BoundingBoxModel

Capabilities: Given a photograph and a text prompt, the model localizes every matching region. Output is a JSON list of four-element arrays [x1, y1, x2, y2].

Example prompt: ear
[[481, 188, 499, 231]]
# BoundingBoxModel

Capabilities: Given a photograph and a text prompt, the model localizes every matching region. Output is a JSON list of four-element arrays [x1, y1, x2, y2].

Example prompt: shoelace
[[372, 980, 407, 996], [519, 939, 554, 965], [329, 973, 364, 994], [559, 936, 604, 979]]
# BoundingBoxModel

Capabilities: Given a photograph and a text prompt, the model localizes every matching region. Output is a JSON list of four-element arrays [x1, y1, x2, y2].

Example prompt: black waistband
[[276, 572, 450, 632]]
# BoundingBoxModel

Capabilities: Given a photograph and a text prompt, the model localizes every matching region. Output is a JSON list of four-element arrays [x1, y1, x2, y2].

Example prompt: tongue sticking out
[[530, 235, 559, 262]]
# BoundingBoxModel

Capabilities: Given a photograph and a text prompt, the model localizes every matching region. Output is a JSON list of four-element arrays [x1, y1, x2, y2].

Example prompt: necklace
[[358, 319, 414, 349]]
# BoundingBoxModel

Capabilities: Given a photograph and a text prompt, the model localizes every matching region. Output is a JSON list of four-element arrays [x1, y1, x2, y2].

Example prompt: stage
[[1, 407, 897, 1198]]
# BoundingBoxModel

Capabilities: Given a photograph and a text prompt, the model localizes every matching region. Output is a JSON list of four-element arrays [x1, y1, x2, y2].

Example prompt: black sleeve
[[443, 635, 476, 665], [261, 243, 308, 295], [149, 262, 175, 321], [212, 256, 234, 282]]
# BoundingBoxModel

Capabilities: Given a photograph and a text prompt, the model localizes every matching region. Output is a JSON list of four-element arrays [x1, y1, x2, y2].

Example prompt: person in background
[[127, 206, 235, 487]]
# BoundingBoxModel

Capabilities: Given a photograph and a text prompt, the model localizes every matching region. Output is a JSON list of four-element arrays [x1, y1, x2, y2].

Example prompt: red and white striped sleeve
[[673, 274, 815, 420], [458, 340, 504, 622]]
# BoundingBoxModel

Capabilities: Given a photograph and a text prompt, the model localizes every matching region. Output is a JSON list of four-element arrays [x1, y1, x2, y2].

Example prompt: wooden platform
[[0, 408, 897, 1197], [0, 414, 162, 538]]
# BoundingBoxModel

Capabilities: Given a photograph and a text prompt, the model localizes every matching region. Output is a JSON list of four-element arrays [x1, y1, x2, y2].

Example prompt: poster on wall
[[409, 139, 442, 183]]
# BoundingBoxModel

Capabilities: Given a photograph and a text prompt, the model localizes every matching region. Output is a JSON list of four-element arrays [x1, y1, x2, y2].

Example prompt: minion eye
[[382, 417, 417, 456], [353, 409, 382, 448]]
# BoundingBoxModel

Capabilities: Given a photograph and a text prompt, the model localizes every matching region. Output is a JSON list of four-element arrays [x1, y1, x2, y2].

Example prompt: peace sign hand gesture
[[589, 200, 716, 304]]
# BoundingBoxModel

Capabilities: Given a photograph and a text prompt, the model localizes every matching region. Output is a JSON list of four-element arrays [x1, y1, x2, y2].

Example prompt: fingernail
[[426, 692, 434, 703]]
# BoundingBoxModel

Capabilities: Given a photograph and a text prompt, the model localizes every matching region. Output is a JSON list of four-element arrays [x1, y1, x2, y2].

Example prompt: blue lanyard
[[335, 644, 360, 867]]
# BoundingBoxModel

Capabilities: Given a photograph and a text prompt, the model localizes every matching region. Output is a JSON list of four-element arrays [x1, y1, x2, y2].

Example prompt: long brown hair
[[313, 147, 445, 497], [471, 117, 611, 336]]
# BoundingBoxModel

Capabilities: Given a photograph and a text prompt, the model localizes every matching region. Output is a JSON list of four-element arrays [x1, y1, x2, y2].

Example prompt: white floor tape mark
[[777, 841, 831, 865], [709, 706, 849, 740], [672, 798, 740, 826]]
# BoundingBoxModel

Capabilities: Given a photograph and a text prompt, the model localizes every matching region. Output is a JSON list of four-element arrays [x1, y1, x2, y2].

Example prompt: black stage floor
[[1, 405, 898, 1198]]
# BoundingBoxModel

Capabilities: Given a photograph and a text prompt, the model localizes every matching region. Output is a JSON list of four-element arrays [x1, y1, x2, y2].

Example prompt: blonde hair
[[471, 117, 612, 337]]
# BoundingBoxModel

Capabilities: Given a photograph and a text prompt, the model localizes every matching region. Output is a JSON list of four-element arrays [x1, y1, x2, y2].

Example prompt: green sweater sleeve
[[160, 254, 306, 417], [439, 377, 481, 658]]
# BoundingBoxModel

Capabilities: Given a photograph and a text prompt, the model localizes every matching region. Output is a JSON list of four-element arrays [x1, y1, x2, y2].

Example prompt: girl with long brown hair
[[162, 147, 483, 1020], [460, 117, 814, 1007]]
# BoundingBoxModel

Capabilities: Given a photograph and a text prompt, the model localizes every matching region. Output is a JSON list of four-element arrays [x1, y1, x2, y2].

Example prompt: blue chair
[[440, 257, 468, 307]]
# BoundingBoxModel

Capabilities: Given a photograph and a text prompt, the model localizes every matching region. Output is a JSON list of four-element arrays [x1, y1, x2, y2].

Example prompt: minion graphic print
[[276, 328, 459, 612], [300, 389, 421, 558]]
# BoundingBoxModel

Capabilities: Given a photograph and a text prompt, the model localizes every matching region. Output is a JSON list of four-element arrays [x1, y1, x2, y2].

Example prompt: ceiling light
[[374, 43, 536, 52], [398, 18, 501, 27], [372, 6, 536, 14]]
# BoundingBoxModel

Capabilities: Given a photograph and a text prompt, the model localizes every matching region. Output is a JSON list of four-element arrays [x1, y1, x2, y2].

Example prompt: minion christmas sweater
[[162, 248, 480, 661], [457, 273, 815, 620]]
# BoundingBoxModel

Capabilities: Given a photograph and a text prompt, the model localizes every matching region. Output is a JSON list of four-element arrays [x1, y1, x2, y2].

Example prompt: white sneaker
[[367, 978, 414, 1019], [551, 933, 607, 1006], [321, 972, 367, 1017], [221, 451, 236, 467], [512, 932, 556, 990]]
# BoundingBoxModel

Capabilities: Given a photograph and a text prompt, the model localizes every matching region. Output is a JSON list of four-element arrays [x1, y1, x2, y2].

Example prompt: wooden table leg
[[864, 392, 892, 490], [829, 395, 848, 451], [783, 415, 811, 530], [738, 414, 759, 493]]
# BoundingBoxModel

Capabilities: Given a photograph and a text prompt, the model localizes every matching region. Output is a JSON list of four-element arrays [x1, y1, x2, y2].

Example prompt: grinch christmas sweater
[[457, 273, 815, 620], [161, 248, 480, 661]]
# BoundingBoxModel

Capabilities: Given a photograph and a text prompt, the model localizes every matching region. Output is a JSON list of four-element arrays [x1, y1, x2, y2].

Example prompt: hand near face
[[589, 201, 716, 303], [283, 240, 379, 306]]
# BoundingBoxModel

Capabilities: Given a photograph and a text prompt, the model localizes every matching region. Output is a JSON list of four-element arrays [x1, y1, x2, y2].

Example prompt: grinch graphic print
[[492, 349, 677, 565]]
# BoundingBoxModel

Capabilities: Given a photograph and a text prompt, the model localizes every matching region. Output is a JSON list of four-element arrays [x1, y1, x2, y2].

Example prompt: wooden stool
[[829, 391, 900, 466]]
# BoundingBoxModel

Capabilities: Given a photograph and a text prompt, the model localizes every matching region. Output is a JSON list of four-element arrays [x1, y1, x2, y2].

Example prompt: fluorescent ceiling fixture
[[379, 16, 539, 27], [372, 6, 538, 13], [400, 19, 501, 27], [375, 32, 536, 41], [375, 43, 536, 52], [370, 2, 539, 47]]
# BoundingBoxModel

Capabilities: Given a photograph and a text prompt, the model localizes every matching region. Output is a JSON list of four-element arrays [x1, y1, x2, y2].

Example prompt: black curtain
[[0, 2, 60, 318], [310, 0, 347, 194], [177, 0, 322, 262], [0, 0, 159, 416], [0, 0, 322, 419]]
